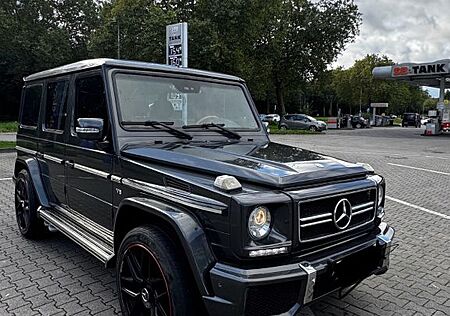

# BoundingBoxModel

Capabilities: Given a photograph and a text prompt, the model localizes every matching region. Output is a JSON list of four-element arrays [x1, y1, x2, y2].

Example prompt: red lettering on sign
[[393, 66, 409, 76]]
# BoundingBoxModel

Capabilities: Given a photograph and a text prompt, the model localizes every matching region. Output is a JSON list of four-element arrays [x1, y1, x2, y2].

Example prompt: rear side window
[[45, 81, 68, 131], [21, 85, 42, 127]]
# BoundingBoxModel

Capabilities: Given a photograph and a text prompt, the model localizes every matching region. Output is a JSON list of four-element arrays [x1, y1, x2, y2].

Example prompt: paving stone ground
[[0, 127, 449, 315]]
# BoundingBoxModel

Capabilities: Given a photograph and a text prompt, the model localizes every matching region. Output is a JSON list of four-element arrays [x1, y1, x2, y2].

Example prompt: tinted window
[[114, 73, 258, 129], [74, 75, 108, 129], [45, 81, 68, 130], [21, 85, 42, 127]]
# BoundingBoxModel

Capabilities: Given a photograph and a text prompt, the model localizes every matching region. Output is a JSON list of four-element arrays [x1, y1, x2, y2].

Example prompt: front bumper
[[203, 223, 394, 316]]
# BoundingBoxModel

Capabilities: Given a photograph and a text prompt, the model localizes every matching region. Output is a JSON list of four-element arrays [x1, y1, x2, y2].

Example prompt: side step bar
[[38, 207, 114, 266]]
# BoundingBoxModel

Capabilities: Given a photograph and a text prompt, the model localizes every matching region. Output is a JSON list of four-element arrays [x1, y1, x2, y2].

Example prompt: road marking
[[0, 177, 12, 181], [386, 196, 450, 220], [425, 156, 449, 160], [387, 163, 450, 176]]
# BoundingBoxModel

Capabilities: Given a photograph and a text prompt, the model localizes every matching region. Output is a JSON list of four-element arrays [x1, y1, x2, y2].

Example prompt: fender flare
[[114, 197, 216, 296], [15, 157, 50, 208]]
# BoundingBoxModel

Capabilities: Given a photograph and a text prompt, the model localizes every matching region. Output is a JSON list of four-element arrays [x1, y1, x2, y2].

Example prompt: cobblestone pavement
[[0, 127, 448, 315], [273, 127, 450, 316]]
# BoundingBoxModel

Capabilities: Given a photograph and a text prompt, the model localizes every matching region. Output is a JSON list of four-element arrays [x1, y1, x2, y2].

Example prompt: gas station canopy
[[373, 59, 450, 135], [372, 59, 450, 88]]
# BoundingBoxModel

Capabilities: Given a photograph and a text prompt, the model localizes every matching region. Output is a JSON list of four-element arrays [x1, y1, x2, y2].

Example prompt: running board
[[38, 207, 114, 266]]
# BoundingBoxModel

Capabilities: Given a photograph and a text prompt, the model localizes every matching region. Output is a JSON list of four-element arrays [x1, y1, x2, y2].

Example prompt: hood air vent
[[165, 178, 191, 193]]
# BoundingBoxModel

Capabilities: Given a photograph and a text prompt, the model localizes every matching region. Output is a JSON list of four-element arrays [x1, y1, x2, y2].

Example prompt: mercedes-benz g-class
[[14, 59, 394, 316]]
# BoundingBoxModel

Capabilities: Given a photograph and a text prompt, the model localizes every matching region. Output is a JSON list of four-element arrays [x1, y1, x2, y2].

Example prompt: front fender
[[115, 197, 216, 296], [15, 157, 50, 208]]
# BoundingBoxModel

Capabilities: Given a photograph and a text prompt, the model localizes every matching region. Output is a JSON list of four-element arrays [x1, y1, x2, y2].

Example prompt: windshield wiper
[[182, 123, 241, 140], [122, 121, 193, 140]]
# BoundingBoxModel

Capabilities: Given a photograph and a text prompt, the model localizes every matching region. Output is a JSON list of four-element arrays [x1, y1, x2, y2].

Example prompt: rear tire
[[15, 169, 47, 239], [117, 226, 198, 316]]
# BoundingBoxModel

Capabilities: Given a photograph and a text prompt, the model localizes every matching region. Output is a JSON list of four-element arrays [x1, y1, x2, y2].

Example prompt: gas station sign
[[392, 62, 449, 77], [166, 22, 188, 67]]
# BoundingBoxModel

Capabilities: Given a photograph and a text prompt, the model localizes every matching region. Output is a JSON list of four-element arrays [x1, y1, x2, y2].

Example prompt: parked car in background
[[402, 113, 421, 127], [351, 116, 369, 128], [263, 113, 280, 123], [279, 114, 327, 132], [442, 121, 450, 132]]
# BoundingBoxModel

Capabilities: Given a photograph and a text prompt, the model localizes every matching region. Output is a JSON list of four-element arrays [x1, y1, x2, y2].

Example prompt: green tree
[[0, 0, 100, 119], [90, 0, 361, 116], [251, 0, 361, 114], [330, 54, 430, 115]]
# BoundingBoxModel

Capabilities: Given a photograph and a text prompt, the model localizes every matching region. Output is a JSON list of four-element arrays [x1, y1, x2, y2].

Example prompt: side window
[[21, 85, 42, 127], [74, 75, 108, 134], [45, 81, 68, 131]]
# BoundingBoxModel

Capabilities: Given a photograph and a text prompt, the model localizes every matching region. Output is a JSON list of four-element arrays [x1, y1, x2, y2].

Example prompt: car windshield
[[114, 73, 259, 130]]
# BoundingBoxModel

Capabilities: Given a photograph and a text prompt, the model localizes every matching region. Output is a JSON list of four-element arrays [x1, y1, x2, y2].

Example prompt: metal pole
[[117, 21, 120, 59], [359, 86, 362, 115], [439, 78, 445, 104]]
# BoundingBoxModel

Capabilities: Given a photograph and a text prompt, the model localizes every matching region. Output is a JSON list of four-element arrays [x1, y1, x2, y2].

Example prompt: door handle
[[65, 160, 75, 168]]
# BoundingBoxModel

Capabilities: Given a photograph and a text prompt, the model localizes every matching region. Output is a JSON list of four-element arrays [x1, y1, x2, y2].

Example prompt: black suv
[[402, 113, 421, 127], [14, 59, 394, 316]]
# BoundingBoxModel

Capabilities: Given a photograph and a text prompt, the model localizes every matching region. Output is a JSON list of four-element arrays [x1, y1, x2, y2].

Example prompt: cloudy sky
[[335, 0, 450, 69]]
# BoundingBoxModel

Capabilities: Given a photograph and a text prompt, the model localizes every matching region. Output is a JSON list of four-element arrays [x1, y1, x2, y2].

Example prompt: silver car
[[279, 114, 327, 132]]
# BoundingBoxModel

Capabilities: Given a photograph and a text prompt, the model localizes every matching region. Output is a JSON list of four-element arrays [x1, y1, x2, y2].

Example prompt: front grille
[[299, 188, 376, 242], [245, 281, 300, 316]]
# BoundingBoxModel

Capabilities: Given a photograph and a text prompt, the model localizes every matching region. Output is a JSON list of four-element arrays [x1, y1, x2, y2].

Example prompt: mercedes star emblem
[[333, 198, 352, 230]]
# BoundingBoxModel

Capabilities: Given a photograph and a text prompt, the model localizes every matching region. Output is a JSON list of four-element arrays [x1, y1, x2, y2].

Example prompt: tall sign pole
[[166, 22, 188, 68]]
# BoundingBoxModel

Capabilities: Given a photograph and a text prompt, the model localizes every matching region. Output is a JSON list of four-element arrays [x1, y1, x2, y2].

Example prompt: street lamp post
[[112, 17, 121, 59], [117, 21, 120, 59]]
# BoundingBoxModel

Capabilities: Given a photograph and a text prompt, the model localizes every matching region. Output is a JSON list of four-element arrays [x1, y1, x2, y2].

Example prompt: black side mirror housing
[[76, 118, 104, 141]]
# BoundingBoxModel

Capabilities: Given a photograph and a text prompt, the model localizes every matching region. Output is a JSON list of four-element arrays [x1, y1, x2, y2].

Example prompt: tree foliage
[[330, 54, 429, 115], [0, 0, 100, 119], [0, 0, 431, 120], [89, 0, 362, 115]]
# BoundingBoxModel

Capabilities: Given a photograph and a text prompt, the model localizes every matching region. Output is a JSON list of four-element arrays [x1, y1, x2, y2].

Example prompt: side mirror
[[76, 118, 104, 141]]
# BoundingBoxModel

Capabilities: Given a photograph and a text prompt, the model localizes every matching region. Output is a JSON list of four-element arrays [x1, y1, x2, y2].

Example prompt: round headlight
[[248, 206, 272, 240], [377, 186, 384, 206]]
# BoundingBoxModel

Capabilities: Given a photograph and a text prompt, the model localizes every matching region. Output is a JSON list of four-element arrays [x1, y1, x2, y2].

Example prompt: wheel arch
[[114, 197, 216, 296], [14, 157, 50, 208]]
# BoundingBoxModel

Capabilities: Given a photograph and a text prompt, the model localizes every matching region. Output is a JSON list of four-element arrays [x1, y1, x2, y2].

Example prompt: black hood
[[121, 142, 369, 188]]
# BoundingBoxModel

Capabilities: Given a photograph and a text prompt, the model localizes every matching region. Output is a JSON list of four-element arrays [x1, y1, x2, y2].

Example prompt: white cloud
[[334, 0, 450, 69]]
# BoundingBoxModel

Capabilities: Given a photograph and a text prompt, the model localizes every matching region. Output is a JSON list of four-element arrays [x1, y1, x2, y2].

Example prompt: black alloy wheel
[[119, 244, 171, 316], [15, 169, 46, 238], [117, 226, 198, 316]]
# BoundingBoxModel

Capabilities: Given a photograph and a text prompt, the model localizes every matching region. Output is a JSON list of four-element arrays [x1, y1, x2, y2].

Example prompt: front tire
[[309, 125, 317, 132], [280, 125, 287, 130], [15, 169, 47, 239], [117, 226, 197, 316], [356, 123, 362, 129]]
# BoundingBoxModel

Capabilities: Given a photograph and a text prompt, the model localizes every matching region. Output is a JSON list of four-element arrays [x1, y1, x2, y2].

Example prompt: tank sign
[[392, 62, 449, 77]]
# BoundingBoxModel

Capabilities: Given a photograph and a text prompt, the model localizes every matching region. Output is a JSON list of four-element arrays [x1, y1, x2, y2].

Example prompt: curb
[[0, 148, 15, 153]]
